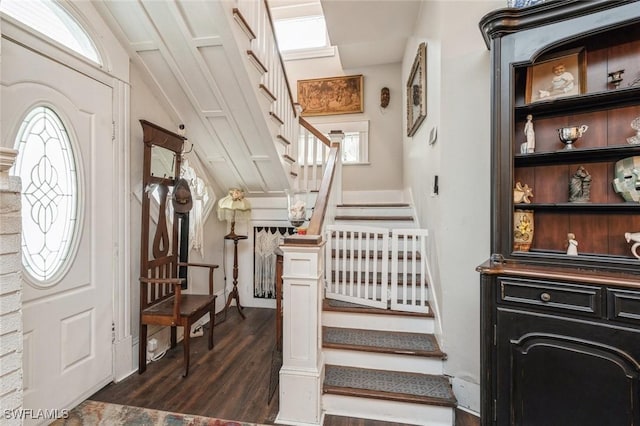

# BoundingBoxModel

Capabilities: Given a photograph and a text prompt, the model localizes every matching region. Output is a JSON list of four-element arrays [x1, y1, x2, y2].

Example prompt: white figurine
[[625, 232, 640, 259], [566, 233, 578, 256], [524, 114, 535, 153]]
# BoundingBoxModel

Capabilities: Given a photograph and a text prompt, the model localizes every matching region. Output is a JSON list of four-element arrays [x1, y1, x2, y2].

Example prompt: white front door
[[1, 38, 114, 422]]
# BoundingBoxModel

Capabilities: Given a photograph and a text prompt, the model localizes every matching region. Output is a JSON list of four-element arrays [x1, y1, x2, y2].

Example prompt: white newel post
[[0, 148, 23, 425], [277, 238, 325, 426]]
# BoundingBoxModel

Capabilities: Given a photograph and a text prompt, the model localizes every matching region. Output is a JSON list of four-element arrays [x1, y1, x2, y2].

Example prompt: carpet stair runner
[[322, 298, 457, 425]]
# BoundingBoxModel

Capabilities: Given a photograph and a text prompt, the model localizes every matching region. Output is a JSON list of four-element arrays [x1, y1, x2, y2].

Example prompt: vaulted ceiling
[[94, 1, 291, 196], [94, 0, 421, 197]]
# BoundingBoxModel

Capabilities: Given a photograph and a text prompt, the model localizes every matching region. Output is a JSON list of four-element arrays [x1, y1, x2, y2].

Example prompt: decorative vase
[[514, 209, 534, 252], [285, 189, 309, 228]]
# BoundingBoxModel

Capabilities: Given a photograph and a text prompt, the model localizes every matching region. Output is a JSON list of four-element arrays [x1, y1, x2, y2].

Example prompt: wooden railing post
[[277, 236, 324, 425]]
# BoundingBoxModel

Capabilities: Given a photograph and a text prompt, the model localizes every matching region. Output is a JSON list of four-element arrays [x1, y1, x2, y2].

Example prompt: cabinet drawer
[[499, 278, 602, 317], [608, 289, 640, 326]]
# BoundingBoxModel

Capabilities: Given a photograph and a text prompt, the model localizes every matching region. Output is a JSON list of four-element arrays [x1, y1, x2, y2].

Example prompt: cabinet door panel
[[497, 309, 640, 426]]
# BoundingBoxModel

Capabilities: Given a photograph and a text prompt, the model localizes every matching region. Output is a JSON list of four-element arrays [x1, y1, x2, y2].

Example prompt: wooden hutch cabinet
[[478, 1, 640, 425]]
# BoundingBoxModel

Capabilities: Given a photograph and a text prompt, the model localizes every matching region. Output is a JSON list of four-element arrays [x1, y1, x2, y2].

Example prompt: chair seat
[[142, 294, 216, 318]]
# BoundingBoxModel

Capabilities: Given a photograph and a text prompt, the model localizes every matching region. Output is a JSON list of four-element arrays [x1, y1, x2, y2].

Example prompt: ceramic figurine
[[513, 182, 534, 204], [569, 166, 591, 202], [566, 233, 578, 256], [524, 114, 535, 153], [625, 232, 640, 260], [627, 117, 640, 145]]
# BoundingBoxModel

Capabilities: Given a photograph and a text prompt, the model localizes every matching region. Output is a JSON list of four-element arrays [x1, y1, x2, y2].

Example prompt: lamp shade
[[216, 188, 251, 222]]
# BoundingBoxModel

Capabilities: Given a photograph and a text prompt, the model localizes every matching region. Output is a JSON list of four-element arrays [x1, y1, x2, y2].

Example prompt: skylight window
[[0, 0, 100, 64], [274, 15, 328, 52]]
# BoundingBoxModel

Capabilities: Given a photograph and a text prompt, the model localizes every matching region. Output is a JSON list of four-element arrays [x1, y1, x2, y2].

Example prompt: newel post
[[277, 236, 325, 425]]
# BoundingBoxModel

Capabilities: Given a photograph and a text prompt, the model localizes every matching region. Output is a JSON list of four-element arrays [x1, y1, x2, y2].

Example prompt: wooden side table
[[223, 233, 248, 319]]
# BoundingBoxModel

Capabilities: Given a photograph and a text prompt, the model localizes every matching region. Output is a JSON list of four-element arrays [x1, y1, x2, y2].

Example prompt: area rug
[[50, 400, 264, 426]]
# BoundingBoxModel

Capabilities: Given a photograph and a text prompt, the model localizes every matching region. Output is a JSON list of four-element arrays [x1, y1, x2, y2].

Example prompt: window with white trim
[[12, 106, 80, 283], [271, 1, 335, 61], [299, 120, 369, 165]]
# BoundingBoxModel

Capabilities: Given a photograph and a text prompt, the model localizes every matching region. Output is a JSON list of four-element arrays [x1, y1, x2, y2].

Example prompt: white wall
[[129, 66, 228, 367], [403, 0, 502, 413], [285, 57, 404, 195]]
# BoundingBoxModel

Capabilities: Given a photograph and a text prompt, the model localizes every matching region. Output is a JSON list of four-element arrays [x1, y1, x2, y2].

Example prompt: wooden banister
[[299, 117, 331, 147]]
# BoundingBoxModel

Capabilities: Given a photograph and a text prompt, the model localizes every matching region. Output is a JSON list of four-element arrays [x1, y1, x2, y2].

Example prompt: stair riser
[[322, 311, 434, 333], [333, 219, 416, 228], [328, 257, 420, 271], [322, 394, 454, 426], [335, 207, 414, 217], [323, 348, 443, 375]]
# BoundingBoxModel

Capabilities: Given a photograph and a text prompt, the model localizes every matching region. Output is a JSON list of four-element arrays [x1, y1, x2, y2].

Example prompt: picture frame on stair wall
[[407, 42, 427, 137], [297, 74, 364, 116]]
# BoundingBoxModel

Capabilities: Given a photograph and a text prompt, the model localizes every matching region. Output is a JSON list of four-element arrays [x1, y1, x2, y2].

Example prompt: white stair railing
[[325, 225, 388, 309], [391, 229, 430, 313], [298, 118, 331, 192], [324, 226, 431, 314]]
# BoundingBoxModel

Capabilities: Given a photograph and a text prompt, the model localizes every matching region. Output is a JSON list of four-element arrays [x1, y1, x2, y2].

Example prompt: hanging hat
[[172, 178, 193, 213]]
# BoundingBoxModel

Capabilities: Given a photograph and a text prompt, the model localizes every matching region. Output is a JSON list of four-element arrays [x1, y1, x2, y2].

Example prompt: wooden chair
[[138, 120, 218, 377]]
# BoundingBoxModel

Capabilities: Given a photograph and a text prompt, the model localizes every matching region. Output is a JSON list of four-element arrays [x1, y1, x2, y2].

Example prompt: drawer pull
[[540, 292, 551, 302]]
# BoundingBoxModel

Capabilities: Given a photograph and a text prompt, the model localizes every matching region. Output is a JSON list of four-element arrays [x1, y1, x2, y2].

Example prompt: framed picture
[[407, 42, 426, 137], [525, 47, 586, 104], [297, 74, 363, 116]]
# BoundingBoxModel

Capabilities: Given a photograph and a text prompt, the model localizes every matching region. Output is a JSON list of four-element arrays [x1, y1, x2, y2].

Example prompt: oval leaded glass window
[[13, 106, 79, 283]]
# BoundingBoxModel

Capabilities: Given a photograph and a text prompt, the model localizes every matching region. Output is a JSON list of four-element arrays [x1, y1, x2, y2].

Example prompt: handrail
[[306, 145, 339, 235], [299, 117, 331, 147], [263, 0, 297, 117]]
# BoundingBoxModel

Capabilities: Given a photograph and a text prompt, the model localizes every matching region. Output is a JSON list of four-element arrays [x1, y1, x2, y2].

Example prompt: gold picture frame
[[407, 42, 427, 137], [297, 74, 364, 116], [525, 47, 586, 104]]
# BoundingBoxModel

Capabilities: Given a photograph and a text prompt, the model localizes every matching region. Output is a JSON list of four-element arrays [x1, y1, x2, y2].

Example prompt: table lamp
[[216, 188, 251, 319], [217, 188, 251, 238]]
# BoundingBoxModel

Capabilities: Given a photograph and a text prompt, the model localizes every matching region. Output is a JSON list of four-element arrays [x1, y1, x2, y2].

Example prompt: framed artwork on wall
[[297, 74, 364, 116], [407, 42, 427, 137], [525, 47, 586, 104]]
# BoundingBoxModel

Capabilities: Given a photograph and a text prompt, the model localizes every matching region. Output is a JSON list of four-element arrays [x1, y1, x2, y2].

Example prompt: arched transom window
[[0, 0, 101, 64], [12, 106, 80, 283]]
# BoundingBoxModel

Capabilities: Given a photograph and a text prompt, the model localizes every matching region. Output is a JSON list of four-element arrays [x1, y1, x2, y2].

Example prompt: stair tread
[[337, 203, 411, 208], [323, 298, 433, 318], [324, 415, 412, 426], [330, 271, 424, 285], [323, 326, 444, 358], [323, 365, 457, 407]]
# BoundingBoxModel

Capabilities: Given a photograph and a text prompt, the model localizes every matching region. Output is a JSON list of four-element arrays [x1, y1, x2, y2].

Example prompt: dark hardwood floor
[[92, 307, 281, 424], [91, 307, 420, 426]]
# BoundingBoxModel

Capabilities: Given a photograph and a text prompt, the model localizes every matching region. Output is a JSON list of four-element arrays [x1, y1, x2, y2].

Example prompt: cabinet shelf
[[514, 86, 640, 121], [481, 3, 640, 425], [515, 145, 640, 167], [514, 202, 640, 212]]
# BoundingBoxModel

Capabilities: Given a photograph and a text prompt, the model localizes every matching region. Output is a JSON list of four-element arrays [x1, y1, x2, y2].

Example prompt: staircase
[[321, 204, 456, 425]]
